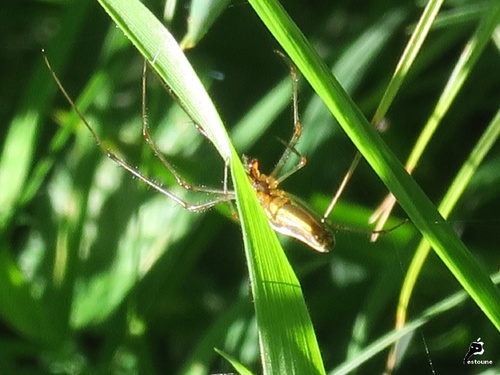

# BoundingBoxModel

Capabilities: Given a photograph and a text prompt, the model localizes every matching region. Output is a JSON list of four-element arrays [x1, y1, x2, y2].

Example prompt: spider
[[45, 51, 394, 253]]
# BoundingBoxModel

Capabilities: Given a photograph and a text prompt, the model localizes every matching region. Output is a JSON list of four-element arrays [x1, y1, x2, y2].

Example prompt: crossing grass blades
[[44, 51, 401, 253]]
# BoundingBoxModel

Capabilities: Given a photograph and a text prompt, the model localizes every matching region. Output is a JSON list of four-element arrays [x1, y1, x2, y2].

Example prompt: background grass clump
[[0, 0, 499, 374]]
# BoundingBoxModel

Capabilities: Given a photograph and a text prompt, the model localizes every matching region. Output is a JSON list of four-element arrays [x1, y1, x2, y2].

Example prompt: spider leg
[[322, 120, 389, 222], [140, 61, 232, 196], [44, 53, 234, 213], [270, 51, 307, 183]]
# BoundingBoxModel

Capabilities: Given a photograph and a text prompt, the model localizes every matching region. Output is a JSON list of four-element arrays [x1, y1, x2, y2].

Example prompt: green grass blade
[[97, 1, 327, 373], [247, 0, 500, 331], [406, 1, 500, 170], [231, 150, 326, 375], [215, 348, 254, 375], [373, 0, 444, 123], [179, 301, 250, 375], [398, 107, 500, 324], [97, 0, 230, 159], [180, 0, 232, 49], [301, 9, 405, 154], [394, 1, 500, 328], [333, 271, 500, 375]]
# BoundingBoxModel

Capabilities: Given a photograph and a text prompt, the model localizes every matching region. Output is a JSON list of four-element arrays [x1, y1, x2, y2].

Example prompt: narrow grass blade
[[406, 2, 500, 171], [398, 107, 500, 326], [97, 1, 327, 373], [373, 0, 444, 124], [215, 348, 254, 375], [393, 1, 500, 328], [332, 272, 500, 375], [231, 148, 326, 375], [180, 0, 232, 49], [247, 0, 500, 331], [97, 0, 230, 159]]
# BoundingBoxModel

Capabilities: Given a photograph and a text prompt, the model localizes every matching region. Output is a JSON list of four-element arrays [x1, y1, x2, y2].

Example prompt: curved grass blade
[[247, 0, 500, 331], [180, 0, 232, 49], [231, 149, 326, 375], [389, 1, 500, 331], [371, 2, 500, 236], [397, 107, 500, 326], [332, 271, 500, 375], [406, 2, 500, 173], [96, 1, 327, 373], [372, 0, 444, 124], [215, 348, 254, 375], [97, 0, 230, 159]]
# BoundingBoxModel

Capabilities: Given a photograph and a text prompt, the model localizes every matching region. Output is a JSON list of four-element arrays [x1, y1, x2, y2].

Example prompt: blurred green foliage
[[0, 0, 499, 374]]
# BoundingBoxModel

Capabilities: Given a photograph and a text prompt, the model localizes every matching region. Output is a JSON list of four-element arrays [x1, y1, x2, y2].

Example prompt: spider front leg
[[44, 54, 234, 213]]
